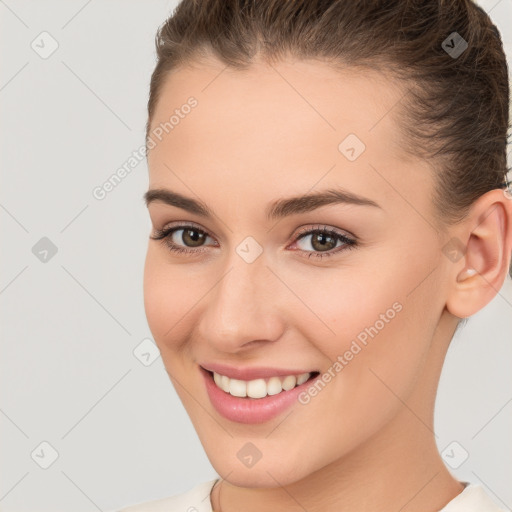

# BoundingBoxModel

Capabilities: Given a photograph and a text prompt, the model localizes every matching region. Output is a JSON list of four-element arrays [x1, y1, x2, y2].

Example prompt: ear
[[445, 188, 512, 319]]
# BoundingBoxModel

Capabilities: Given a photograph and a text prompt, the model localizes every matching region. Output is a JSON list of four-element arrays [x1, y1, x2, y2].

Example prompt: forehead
[[150, 57, 405, 150], [147, 57, 431, 213]]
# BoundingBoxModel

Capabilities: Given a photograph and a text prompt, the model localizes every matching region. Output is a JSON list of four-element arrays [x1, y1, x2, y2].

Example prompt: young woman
[[118, 0, 512, 510]]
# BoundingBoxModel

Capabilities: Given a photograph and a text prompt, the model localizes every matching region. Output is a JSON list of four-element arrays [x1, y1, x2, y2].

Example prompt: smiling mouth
[[204, 369, 320, 399]]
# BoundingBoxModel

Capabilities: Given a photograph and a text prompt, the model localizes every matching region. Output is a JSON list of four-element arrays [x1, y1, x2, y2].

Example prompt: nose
[[196, 252, 287, 353]]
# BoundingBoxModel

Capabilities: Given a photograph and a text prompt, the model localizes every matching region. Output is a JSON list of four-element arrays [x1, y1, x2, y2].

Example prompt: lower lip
[[200, 366, 318, 424]]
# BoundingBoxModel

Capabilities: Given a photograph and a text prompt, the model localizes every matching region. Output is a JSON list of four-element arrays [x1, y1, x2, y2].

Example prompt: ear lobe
[[445, 189, 512, 319]]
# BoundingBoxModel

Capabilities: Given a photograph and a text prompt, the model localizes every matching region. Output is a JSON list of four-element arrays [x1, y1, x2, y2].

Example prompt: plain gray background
[[1, 1, 511, 511]]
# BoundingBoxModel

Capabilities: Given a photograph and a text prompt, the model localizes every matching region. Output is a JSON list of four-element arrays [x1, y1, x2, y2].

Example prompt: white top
[[113, 479, 507, 512]]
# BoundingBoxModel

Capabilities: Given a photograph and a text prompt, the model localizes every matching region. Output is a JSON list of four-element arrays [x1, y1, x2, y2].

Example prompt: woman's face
[[143, 57, 457, 486]]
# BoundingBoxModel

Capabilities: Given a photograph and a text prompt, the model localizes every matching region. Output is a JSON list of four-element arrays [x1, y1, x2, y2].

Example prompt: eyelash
[[150, 222, 357, 260]]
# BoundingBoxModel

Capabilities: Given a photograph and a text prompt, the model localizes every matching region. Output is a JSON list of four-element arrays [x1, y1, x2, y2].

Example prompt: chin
[[218, 465, 308, 489], [204, 443, 314, 488]]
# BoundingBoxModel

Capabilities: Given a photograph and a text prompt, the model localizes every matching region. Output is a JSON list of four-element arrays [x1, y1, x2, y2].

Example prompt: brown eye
[[292, 226, 357, 260], [180, 228, 207, 247], [309, 232, 338, 252], [150, 224, 216, 255], [151, 223, 356, 260]]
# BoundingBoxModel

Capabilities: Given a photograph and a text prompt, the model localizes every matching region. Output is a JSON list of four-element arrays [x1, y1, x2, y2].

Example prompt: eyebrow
[[143, 187, 382, 221]]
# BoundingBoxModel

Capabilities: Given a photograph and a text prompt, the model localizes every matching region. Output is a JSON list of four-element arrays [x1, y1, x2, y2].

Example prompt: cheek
[[285, 267, 405, 353], [143, 249, 195, 348], [290, 265, 430, 404], [285, 272, 431, 458]]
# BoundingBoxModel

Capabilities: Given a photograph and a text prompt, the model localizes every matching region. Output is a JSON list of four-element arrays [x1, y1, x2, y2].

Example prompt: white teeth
[[212, 371, 312, 398], [247, 378, 267, 398], [229, 378, 247, 398], [220, 375, 230, 393], [266, 377, 283, 396], [296, 373, 309, 385], [282, 375, 296, 390]]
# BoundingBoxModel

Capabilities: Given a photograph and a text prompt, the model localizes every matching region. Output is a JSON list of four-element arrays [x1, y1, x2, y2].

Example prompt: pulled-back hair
[[146, 0, 512, 277]]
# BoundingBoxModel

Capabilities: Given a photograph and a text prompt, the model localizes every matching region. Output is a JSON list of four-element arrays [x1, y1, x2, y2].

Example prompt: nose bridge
[[197, 245, 283, 349]]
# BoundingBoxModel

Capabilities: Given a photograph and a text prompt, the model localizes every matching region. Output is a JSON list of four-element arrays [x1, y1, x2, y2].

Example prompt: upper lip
[[200, 363, 318, 381]]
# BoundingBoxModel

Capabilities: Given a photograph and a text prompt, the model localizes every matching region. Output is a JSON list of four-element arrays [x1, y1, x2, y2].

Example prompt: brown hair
[[146, 0, 511, 278]]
